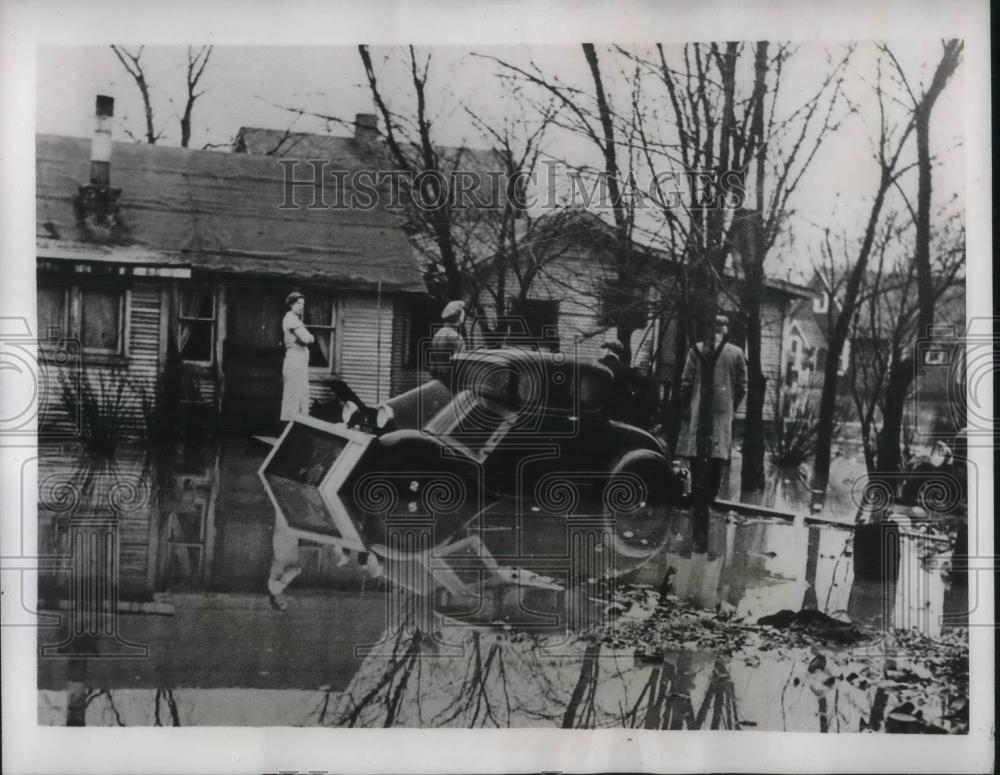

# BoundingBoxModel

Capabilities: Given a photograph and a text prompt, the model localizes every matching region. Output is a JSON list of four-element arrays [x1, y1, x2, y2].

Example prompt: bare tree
[[110, 45, 214, 147], [358, 45, 465, 301], [481, 45, 647, 362], [179, 46, 213, 148], [810, 41, 963, 506], [872, 40, 964, 476], [453, 90, 573, 342], [846, 213, 965, 470], [618, 42, 850, 497], [358, 45, 571, 338], [832, 213, 905, 470], [110, 46, 161, 144]]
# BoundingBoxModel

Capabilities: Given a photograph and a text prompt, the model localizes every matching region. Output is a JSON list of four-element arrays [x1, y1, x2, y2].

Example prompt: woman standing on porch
[[280, 291, 314, 422]]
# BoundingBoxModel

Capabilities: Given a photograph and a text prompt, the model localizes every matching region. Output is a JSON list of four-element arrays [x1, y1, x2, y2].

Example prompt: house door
[[222, 286, 286, 433]]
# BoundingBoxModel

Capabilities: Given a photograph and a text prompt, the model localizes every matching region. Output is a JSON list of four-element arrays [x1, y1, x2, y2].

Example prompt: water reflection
[[332, 617, 965, 731], [41, 507, 967, 731], [326, 508, 968, 731]]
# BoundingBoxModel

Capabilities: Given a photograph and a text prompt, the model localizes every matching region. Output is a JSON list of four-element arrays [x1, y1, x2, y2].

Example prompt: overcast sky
[[36, 43, 966, 282]]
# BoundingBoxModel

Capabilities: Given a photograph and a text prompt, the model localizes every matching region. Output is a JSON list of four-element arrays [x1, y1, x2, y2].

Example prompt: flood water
[[38, 502, 968, 732]]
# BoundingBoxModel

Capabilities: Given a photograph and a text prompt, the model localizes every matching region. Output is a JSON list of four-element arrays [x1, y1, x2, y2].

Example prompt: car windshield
[[424, 390, 515, 459]]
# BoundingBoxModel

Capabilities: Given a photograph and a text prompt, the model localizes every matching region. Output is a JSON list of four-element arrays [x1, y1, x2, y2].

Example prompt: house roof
[[789, 313, 825, 350], [760, 275, 814, 300], [35, 134, 425, 292], [235, 126, 506, 181], [234, 127, 372, 167], [530, 209, 814, 299]]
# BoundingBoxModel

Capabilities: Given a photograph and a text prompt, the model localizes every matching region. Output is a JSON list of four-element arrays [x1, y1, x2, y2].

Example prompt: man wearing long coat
[[677, 314, 747, 552]]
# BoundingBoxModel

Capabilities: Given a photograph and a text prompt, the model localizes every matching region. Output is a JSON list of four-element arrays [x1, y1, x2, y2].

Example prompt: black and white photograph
[[1, 1, 994, 773]]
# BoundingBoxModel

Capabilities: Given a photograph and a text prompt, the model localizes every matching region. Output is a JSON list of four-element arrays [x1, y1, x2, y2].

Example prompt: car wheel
[[604, 450, 672, 559]]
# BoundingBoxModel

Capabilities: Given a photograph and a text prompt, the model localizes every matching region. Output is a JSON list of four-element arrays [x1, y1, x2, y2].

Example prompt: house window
[[785, 332, 803, 385], [178, 287, 216, 364], [38, 285, 69, 341], [304, 296, 336, 369], [813, 294, 829, 314], [789, 334, 801, 369], [923, 347, 950, 366], [80, 287, 124, 353], [509, 298, 560, 350], [38, 281, 126, 356]]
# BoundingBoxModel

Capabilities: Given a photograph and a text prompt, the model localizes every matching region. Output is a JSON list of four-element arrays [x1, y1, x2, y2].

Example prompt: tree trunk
[[740, 265, 767, 498], [868, 42, 961, 476], [741, 355, 768, 498], [875, 357, 913, 476], [180, 112, 192, 148], [582, 44, 640, 358], [736, 44, 769, 500], [664, 309, 689, 450], [810, 347, 843, 507]]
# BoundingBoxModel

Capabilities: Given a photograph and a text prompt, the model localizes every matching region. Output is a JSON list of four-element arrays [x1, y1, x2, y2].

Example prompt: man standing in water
[[676, 313, 747, 553]]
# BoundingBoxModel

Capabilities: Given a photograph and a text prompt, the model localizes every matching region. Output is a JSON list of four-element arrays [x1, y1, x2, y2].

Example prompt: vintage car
[[259, 348, 682, 563]]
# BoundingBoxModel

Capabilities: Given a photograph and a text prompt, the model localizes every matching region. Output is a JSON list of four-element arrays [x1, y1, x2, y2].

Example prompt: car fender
[[606, 448, 670, 509]]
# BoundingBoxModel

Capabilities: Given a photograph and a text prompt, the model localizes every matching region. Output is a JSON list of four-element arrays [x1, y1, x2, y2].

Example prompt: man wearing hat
[[676, 312, 747, 553], [428, 300, 467, 384]]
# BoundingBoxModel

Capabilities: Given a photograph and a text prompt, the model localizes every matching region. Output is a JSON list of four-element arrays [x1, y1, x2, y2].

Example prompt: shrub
[[768, 399, 821, 469], [58, 364, 135, 489]]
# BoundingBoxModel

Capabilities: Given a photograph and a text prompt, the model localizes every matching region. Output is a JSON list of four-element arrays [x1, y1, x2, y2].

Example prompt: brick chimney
[[74, 94, 123, 242], [90, 95, 114, 186]]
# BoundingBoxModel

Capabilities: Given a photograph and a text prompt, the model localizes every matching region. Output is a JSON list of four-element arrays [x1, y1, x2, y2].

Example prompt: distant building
[[782, 272, 850, 416], [782, 269, 965, 443]]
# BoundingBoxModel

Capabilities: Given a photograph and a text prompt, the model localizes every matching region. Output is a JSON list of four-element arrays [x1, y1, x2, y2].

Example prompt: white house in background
[[782, 272, 850, 415]]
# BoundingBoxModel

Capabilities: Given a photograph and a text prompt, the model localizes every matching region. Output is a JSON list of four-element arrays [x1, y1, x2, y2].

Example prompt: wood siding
[[38, 282, 166, 434], [476, 249, 658, 367], [37, 445, 157, 601], [333, 290, 396, 406]]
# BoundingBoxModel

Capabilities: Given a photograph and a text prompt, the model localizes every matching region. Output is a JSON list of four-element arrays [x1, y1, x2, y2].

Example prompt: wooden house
[[36, 130, 426, 434], [494, 209, 812, 423], [781, 272, 851, 416], [35, 110, 426, 601], [228, 124, 814, 427]]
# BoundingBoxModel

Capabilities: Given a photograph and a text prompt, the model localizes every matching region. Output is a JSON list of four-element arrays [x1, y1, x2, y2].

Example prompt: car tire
[[604, 450, 672, 559]]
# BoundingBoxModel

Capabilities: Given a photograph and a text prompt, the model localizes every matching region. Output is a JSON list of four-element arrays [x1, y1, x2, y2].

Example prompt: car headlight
[[376, 404, 395, 429], [341, 400, 359, 425]]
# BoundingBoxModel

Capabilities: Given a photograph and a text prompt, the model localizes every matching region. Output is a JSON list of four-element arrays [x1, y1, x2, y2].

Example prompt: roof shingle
[[36, 134, 424, 292]]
